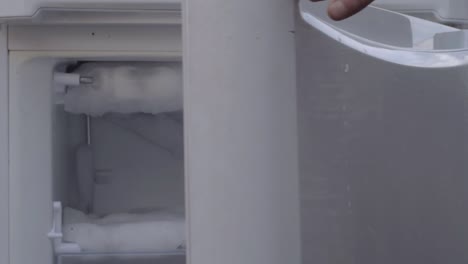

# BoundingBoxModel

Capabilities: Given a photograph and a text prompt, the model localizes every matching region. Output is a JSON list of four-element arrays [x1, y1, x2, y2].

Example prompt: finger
[[328, 0, 374, 20]]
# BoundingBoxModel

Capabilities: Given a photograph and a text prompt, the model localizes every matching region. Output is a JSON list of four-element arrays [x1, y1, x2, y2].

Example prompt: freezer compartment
[[51, 62, 185, 256], [8, 56, 185, 264]]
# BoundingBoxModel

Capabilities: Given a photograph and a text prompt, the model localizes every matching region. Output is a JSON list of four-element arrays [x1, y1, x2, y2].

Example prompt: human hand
[[311, 0, 374, 20]]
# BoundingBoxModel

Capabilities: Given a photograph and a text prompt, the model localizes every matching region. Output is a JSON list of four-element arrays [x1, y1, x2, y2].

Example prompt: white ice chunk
[[64, 63, 182, 116], [63, 207, 185, 253]]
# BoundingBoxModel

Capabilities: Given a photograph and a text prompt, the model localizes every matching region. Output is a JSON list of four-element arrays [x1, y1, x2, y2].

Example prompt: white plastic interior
[[9, 53, 184, 264]]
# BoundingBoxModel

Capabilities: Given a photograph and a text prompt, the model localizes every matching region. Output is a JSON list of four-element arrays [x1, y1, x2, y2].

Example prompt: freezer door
[[298, 1, 468, 264], [0, 0, 180, 18], [0, 25, 7, 264]]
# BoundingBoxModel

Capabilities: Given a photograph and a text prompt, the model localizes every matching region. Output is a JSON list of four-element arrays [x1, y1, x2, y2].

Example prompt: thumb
[[327, 0, 374, 20]]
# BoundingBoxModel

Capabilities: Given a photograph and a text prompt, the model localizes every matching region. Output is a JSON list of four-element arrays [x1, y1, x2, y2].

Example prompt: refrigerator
[[0, 0, 467, 263]]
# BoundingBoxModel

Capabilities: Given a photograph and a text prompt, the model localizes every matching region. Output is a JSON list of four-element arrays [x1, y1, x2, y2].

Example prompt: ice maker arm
[[53, 72, 93, 86], [300, 0, 468, 68], [47, 202, 81, 254]]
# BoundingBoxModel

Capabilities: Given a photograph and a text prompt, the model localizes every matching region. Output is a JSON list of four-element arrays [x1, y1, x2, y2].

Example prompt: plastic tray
[[57, 252, 185, 264]]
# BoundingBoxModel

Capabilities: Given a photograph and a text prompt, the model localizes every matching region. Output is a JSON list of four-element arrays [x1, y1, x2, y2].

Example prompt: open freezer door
[[297, 1, 468, 264]]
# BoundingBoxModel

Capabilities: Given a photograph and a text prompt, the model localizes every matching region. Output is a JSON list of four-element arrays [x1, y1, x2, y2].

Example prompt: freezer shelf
[[58, 252, 185, 264]]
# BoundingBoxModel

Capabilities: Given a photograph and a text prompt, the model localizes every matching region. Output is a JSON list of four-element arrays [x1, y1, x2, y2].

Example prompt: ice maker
[[2, 0, 468, 264], [11, 51, 184, 264]]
